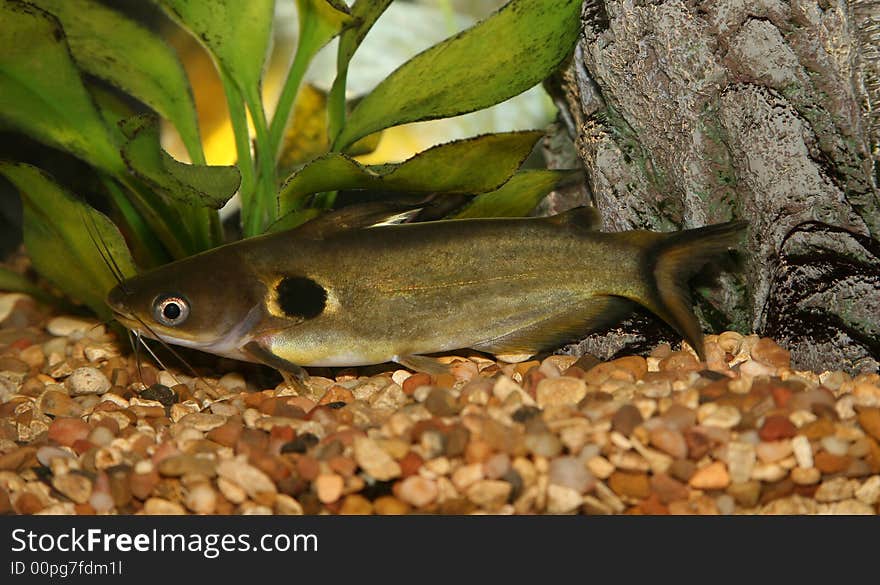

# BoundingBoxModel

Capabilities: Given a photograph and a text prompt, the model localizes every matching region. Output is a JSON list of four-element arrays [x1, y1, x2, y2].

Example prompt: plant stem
[[268, 37, 317, 163], [220, 71, 257, 232], [117, 176, 193, 260], [244, 86, 277, 235]]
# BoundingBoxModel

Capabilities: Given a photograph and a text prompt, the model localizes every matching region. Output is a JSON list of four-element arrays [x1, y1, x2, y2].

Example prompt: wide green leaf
[[455, 169, 579, 218], [334, 0, 581, 150], [0, 162, 136, 319], [0, 1, 122, 173], [120, 114, 241, 209], [30, 0, 206, 164], [279, 131, 542, 213], [327, 0, 393, 142], [155, 0, 274, 103]]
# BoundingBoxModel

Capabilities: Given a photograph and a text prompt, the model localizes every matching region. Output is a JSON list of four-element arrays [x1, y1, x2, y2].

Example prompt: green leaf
[[120, 114, 241, 210], [269, 0, 352, 159], [328, 0, 393, 142], [0, 0, 122, 173], [279, 131, 542, 213], [29, 0, 206, 164], [0, 162, 136, 319], [455, 169, 579, 218], [263, 208, 323, 234], [154, 0, 274, 102], [334, 0, 581, 150]]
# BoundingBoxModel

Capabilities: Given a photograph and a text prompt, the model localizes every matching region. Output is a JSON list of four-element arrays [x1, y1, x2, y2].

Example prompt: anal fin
[[471, 296, 634, 355]]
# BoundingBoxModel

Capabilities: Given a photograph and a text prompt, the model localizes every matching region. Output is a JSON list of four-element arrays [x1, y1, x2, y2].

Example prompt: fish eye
[[152, 295, 190, 327]]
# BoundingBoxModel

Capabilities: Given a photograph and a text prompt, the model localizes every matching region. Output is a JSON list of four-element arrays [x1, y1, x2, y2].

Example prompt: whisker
[[129, 312, 203, 382], [137, 337, 183, 386], [131, 330, 144, 386]]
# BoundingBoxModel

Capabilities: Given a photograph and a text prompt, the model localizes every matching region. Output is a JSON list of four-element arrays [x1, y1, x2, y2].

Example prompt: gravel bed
[[1, 292, 879, 515]]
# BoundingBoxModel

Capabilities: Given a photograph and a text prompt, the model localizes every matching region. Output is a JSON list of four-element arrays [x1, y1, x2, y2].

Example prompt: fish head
[[106, 251, 264, 358]]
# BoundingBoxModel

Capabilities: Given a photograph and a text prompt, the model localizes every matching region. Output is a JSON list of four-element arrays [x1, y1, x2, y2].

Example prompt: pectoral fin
[[242, 340, 310, 387], [471, 296, 633, 355], [393, 354, 452, 376]]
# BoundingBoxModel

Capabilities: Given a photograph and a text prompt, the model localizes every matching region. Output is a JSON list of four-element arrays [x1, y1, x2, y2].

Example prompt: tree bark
[[546, 0, 880, 372]]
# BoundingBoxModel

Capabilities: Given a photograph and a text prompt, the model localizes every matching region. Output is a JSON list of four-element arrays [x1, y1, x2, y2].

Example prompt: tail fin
[[636, 221, 747, 359]]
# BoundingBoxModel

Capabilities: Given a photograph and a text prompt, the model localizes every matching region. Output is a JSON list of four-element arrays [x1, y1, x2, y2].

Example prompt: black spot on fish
[[276, 276, 327, 319]]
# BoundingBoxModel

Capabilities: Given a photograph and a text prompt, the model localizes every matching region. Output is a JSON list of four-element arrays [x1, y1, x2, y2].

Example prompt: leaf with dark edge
[[280, 131, 542, 214], [0, 162, 136, 319], [120, 114, 240, 210], [30, 0, 205, 163], [0, 0, 122, 173], [455, 169, 580, 218], [334, 0, 582, 149]]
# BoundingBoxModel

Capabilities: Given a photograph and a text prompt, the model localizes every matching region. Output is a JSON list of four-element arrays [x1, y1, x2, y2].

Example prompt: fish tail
[[635, 220, 747, 359]]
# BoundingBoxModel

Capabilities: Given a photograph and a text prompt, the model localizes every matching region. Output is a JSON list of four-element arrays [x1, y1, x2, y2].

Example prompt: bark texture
[[548, 0, 880, 372]]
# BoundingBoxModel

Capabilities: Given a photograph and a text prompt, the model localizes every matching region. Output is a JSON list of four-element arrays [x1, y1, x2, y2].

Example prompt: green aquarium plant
[[0, 0, 583, 319]]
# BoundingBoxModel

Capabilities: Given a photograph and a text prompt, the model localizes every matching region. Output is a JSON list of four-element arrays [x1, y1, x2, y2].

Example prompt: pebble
[[857, 409, 880, 441], [185, 483, 217, 514], [52, 473, 92, 504], [66, 367, 111, 396], [39, 390, 84, 417], [36, 446, 74, 467], [855, 476, 880, 505], [689, 461, 731, 490], [46, 316, 97, 336], [759, 415, 797, 441], [790, 467, 821, 485], [465, 480, 511, 511], [546, 484, 582, 514], [144, 497, 186, 515], [608, 471, 650, 499], [374, 496, 410, 515], [354, 436, 401, 481], [158, 455, 216, 478], [611, 404, 643, 437], [649, 427, 687, 459], [397, 476, 438, 507], [217, 459, 276, 498], [47, 418, 90, 447], [791, 435, 813, 469], [315, 473, 344, 504], [756, 440, 793, 464], [726, 442, 756, 484], [814, 477, 857, 502], [548, 457, 594, 493], [424, 388, 459, 416], [535, 377, 587, 408]]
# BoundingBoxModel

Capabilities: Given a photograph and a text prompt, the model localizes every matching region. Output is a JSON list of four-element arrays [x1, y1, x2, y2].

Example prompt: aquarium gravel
[[0, 292, 878, 515]]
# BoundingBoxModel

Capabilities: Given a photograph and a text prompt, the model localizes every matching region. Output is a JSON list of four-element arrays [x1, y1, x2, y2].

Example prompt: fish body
[[107, 207, 745, 373]]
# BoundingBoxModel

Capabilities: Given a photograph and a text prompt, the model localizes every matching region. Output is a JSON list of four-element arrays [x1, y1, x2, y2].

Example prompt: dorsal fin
[[292, 201, 424, 239], [545, 206, 601, 231]]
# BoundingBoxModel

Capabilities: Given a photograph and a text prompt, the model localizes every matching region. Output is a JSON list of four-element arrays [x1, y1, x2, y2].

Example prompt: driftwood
[[545, 0, 880, 372]]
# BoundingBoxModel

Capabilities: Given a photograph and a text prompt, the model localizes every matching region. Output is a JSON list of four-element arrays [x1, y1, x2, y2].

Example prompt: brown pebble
[[662, 404, 697, 431], [659, 351, 700, 373], [398, 452, 424, 478], [402, 373, 431, 395], [328, 455, 357, 477], [650, 473, 690, 504], [207, 421, 242, 448], [684, 428, 712, 460], [759, 415, 797, 441], [373, 496, 410, 515], [39, 390, 84, 417], [339, 494, 373, 515], [759, 479, 795, 505], [857, 408, 880, 442], [751, 338, 790, 369], [0, 488, 10, 514], [318, 385, 356, 406], [14, 492, 44, 515], [608, 471, 650, 499], [669, 459, 696, 482], [612, 404, 643, 437], [727, 481, 761, 508], [814, 451, 851, 474], [798, 418, 835, 440], [296, 455, 320, 481], [130, 471, 160, 501], [0, 447, 37, 472], [425, 388, 460, 416]]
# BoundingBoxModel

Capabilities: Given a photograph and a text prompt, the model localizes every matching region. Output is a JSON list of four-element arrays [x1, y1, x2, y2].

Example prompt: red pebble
[[398, 451, 424, 478], [759, 415, 797, 441], [771, 386, 793, 408], [47, 418, 90, 447]]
